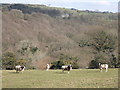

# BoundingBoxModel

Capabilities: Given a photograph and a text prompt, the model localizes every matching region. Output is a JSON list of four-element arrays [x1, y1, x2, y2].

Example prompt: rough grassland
[[2, 69, 118, 88]]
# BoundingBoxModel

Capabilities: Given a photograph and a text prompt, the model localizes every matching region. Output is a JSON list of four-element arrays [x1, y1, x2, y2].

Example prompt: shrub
[[2, 52, 32, 70], [16, 59, 28, 66], [72, 62, 79, 69], [2, 52, 16, 70], [50, 54, 80, 69], [30, 47, 38, 54], [50, 60, 64, 69], [89, 60, 99, 69], [78, 40, 90, 47], [89, 53, 106, 69]]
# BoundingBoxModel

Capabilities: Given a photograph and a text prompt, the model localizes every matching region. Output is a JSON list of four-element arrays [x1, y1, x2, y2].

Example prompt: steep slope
[[2, 4, 118, 68]]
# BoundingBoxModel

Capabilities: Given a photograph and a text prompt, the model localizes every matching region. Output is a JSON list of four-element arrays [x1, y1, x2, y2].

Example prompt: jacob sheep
[[46, 64, 50, 71], [15, 65, 25, 73], [99, 63, 108, 72], [61, 64, 72, 74]]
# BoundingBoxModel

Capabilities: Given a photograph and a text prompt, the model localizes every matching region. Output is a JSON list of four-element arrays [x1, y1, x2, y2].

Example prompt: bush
[[50, 60, 79, 69], [89, 52, 110, 69], [78, 40, 90, 47], [2, 52, 31, 70], [2, 52, 16, 70], [89, 60, 99, 69], [16, 59, 28, 66], [30, 47, 38, 54], [50, 60, 64, 69], [51, 54, 80, 69], [72, 62, 79, 69]]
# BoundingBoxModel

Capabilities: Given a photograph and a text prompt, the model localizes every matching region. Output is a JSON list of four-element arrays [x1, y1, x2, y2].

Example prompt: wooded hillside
[[2, 4, 118, 69]]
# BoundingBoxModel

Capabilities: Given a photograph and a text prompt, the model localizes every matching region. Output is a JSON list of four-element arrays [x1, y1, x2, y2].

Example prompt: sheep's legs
[[62, 70, 64, 73], [106, 69, 108, 72]]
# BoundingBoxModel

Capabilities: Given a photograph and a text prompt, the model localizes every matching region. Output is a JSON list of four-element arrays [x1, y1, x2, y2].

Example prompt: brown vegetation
[[2, 4, 118, 69]]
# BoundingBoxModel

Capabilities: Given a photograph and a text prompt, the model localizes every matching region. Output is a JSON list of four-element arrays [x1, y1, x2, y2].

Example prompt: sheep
[[99, 63, 108, 72], [46, 64, 50, 71], [61, 65, 72, 74], [15, 65, 25, 73]]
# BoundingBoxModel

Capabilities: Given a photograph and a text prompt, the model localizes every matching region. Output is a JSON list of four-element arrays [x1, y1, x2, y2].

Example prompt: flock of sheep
[[15, 63, 108, 73]]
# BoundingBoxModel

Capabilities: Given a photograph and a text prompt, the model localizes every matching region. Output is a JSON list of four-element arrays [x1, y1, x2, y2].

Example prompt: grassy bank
[[2, 69, 118, 88]]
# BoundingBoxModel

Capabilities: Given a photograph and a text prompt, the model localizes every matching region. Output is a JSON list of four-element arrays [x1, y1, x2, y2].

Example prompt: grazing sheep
[[46, 64, 50, 71], [15, 65, 25, 73], [99, 63, 108, 72], [61, 64, 72, 74]]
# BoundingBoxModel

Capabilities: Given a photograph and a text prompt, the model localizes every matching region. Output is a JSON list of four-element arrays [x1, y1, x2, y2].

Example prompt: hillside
[[2, 4, 118, 69]]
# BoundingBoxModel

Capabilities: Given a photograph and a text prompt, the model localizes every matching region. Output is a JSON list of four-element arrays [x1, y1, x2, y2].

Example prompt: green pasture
[[2, 69, 118, 88]]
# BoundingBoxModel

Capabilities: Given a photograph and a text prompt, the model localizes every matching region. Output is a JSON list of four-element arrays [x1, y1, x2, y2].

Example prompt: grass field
[[2, 69, 118, 88]]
